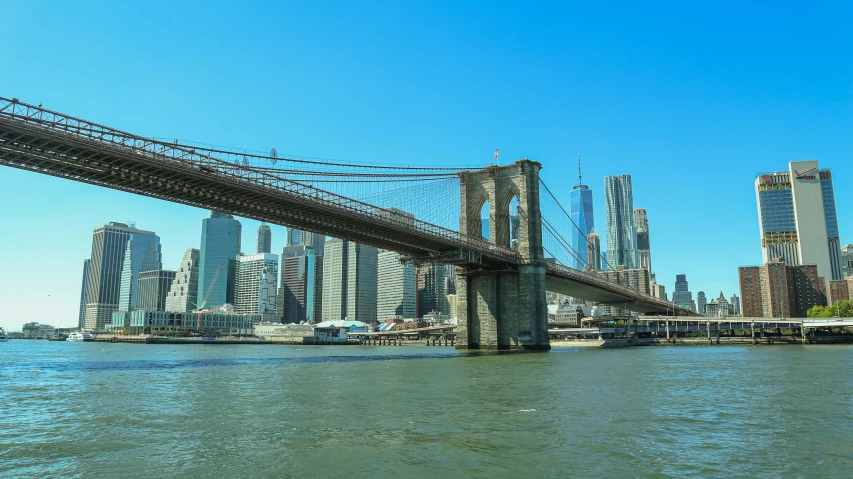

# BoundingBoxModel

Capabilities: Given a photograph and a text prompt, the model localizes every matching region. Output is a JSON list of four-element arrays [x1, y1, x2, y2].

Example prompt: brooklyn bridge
[[0, 97, 693, 350]]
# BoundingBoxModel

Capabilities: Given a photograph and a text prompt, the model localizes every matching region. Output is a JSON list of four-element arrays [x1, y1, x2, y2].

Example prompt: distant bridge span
[[0, 97, 692, 350]]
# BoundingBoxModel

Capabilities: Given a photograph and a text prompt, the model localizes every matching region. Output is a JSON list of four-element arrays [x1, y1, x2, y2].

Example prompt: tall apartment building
[[117, 229, 161, 311], [78, 259, 90, 330], [277, 245, 323, 324], [755, 160, 843, 284], [84, 222, 153, 330], [198, 211, 241, 309], [651, 282, 667, 301], [738, 261, 827, 318], [256, 224, 272, 254], [377, 250, 417, 320], [287, 228, 326, 253], [828, 280, 850, 303], [671, 274, 695, 311], [604, 174, 639, 269], [165, 249, 200, 312], [570, 154, 595, 269], [696, 291, 707, 315], [234, 253, 279, 315], [586, 230, 602, 271], [136, 270, 176, 312], [322, 239, 377, 323], [633, 208, 652, 275], [600, 267, 651, 295], [842, 244, 853, 277]]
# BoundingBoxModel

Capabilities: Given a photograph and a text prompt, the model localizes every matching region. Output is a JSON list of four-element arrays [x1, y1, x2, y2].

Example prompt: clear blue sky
[[1, 1, 851, 330]]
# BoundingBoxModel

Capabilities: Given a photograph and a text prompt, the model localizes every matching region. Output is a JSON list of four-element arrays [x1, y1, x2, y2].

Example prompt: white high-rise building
[[755, 160, 843, 285], [377, 250, 416, 321], [322, 239, 377, 323], [234, 253, 279, 315], [165, 249, 200, 312], [604, 175, 639, 269]]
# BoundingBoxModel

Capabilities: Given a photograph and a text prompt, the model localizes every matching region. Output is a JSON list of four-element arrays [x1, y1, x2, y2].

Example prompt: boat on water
[[66, 331, 95, 342], [0, 327, 7, 342]]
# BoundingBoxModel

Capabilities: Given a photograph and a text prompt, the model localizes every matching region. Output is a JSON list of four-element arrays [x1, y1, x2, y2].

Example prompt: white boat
[[66, 331, 95, 342], [0, 327, 7, 342]]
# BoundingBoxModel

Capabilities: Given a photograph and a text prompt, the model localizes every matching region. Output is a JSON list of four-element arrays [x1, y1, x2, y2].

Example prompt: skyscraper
[[755, 160, 843, 283], [277, 245, 323, 324], [633, 208, 652, 275], [118, 229, 161, 311], [165, 249, 200, 312], [321, 239, 377, 323], [729, 294, 741, 315], [84, 222, 152, 330], [696, 291, 707, 314], [377, 250, 417, 320], [286, 228, 326, 253], [78, 259, 90, 330], [417, 264, 453, 317], [604, 175, 639, 269], [842, 244, 853, 277], [671, 274, 695, 311], [570, 151, 595, 270], [256, 224, 272, 254], [198, 211, 242, 309], [586, 230, 602, 272], [136, 270, 176, 312], [234, 253, 279, 315]]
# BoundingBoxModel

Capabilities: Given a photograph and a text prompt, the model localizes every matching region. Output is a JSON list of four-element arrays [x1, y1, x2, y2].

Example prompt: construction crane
[[196, 262, 223, 335]]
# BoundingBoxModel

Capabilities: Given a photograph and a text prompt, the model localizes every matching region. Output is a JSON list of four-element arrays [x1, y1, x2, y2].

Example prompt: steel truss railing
[[0, 97, 521, 264]]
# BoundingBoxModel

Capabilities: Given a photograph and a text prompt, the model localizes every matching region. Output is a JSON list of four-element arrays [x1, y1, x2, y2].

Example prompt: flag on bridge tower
[[494, 149, 499, 161]]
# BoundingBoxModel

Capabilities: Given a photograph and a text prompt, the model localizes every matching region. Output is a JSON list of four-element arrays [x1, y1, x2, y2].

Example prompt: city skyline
[[1, 2, 851, 330]]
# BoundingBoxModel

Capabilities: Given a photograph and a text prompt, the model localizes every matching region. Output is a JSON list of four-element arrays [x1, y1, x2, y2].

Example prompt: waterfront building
[[78, 259, 90, 330], [586, 230, 602, 271], [604, 174, 639, 269], [112, 310, 255, 336], [256, 224, 272, 254], [696, 291, 707, 314], [84, 222, 153, 330], [117, 229, 162, 311], [446, 293, 458, 321], [599, 267, 651, 295], [321, 239, 378, 324], [377, 250, 417, 321], [287, 228, 326, 254], [277, 245, 323, 324], [633, 208, 652, 275], [755, 160, 843, 283], [842, 244, 853, 277], [738, 261, 827, 318], [570, 154, 595, 269], [671, 274, 695, 311], [165, 249, 200, 312], [418, 264, 453, 317], [828, 280, 850, 303], [729, 294, 741, 315], [198, 211, 242, 309], [234, 253, 279, 315]]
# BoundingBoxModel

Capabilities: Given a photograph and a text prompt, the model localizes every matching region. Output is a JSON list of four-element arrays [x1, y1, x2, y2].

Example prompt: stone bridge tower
[[456, 159, 550, 350]]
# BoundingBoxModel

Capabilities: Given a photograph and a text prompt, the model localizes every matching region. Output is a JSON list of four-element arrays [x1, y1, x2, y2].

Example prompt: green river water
[[1, 341, 852, 478]]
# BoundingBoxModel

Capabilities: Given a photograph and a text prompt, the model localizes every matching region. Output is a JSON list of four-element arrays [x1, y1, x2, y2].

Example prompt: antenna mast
[[577, 149, 582, 186]]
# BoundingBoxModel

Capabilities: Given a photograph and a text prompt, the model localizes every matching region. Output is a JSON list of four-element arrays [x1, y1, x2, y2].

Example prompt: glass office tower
[[198, 211, 242, 309]]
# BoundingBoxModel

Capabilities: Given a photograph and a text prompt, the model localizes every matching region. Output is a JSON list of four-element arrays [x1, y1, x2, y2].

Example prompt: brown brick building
[[738, 261, 827, 318]]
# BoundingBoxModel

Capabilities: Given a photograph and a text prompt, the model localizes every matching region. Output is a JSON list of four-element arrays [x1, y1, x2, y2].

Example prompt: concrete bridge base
[[455, 266, 550, 351]]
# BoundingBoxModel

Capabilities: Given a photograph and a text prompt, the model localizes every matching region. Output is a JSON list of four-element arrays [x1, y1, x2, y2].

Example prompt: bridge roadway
[[0, 97, 688, 315]]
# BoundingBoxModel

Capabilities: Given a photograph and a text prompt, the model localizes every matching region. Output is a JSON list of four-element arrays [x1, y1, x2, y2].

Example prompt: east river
[[2, 341, 852, 478]]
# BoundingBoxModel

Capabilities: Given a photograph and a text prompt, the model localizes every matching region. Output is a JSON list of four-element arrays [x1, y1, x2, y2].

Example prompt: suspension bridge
[[0, 96, 692, 351]]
